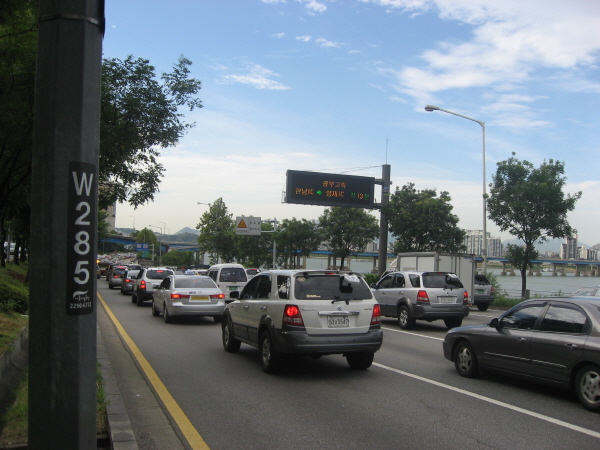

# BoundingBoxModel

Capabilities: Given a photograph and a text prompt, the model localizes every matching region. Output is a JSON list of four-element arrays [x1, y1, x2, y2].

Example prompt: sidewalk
[[98, 304, 188, 450]]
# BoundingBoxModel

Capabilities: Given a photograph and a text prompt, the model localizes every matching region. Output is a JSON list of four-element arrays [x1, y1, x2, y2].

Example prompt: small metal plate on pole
[[236, 216, 262, 235]]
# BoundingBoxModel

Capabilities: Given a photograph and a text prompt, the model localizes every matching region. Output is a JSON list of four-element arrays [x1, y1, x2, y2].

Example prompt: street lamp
[[424, 104, 488, 274], [148, 224, 163, 265], [130, 215, 135, 232]]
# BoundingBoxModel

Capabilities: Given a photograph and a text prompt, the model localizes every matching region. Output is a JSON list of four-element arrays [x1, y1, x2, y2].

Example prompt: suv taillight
[[463, 291, 469, 304], [371, 304, 381, 326], [490, 286, 495, 294], [283, 305, 304, 326], [417, 290, 429, 303], [140, 280, 146, 290]]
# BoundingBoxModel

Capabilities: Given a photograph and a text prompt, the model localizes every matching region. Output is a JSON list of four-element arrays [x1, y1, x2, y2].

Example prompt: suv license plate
[[228, 286, 238, 291], [327, 316, 349, 328], [439, 297, 456, 303], [476, 289, 485, 294]]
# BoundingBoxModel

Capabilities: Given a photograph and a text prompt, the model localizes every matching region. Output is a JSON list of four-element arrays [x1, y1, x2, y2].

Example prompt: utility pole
[[29, 1, 104, 449], [376, 165, 391, 278]]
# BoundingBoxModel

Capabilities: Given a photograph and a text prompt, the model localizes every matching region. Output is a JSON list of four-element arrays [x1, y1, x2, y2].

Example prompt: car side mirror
[[230, 291, 240, 299], [489, 318, 500, 329]]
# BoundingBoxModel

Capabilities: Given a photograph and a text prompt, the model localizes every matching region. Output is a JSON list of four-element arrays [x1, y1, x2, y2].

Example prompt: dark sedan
[[443, 297, 600, 412]]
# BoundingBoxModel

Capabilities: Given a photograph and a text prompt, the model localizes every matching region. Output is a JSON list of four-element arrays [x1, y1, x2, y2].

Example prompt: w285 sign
[[66, 162, 97, 315]]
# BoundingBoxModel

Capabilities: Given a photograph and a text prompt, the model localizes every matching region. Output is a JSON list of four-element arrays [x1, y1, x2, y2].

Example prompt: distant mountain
[[175, 227, 200, 235]]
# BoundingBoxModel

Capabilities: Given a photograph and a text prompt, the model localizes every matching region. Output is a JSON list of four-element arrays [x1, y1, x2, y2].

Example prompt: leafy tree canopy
[[196, 198, 235, 264], [318, 207, 379, 269], [385, 183, 466, 253], [235, 221, 274, 269], [136, 227, 159, 248], [275, 218, 322, 269], [487, 154, 581, 297], [99, 55, 203, 209]]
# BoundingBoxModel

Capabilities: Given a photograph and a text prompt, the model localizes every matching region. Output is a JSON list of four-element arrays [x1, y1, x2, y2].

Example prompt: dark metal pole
[[29, 1, 103, 448], [377, 165, 391, 278]]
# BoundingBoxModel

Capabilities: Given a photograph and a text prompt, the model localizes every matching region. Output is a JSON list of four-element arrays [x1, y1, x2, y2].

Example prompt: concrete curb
[[97, 327, 139, 450]]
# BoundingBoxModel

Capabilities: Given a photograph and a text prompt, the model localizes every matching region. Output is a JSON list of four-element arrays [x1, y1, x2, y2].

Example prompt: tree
[[100, 55, 203, 209], [136, 227, 159, 260], [487, 154, 581, 298], [318, 207, 379, 270], [196, 199, 235, 264], [235, 221, 274, 269], [0, 0, 37, 256], [275, 218, 322, 269], [385, 183, 466, 253]]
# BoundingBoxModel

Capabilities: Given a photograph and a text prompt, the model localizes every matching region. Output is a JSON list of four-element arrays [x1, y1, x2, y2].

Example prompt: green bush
[[363, 273, 379, 286], [0, 270, 29, 314]]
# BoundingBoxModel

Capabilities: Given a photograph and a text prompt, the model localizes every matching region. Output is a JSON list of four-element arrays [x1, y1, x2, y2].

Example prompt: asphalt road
[[97, 282, 600, 450]]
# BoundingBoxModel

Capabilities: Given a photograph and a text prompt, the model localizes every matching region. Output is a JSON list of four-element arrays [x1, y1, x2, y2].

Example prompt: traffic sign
[[236, 216, 262, 235], [285, 170, 375, 208]]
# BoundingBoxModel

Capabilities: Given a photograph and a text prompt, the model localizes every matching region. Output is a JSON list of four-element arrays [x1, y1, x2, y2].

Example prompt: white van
[[207, 263, 248, 301]]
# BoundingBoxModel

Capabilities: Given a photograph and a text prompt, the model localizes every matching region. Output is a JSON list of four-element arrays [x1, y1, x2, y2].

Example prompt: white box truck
[[394, 252, 476, 304]]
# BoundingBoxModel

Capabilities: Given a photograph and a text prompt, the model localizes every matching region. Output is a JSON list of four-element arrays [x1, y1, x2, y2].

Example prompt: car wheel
[[163, 303, 173, 323], [346, 352, 374, 370], [398, 305, 415, 330], [151, 300, 160, 317], [213, 315, 222, 323], [136, 292, 144, 307], [477, 303, 490, 312], [121, 288, 126, 295], [444, 318, 463, 329], [108, 284, 113, 289], [131, 289, 137, 304], [454, 341, 479, 378], [222, 320, 241, 353], [575, 364, 600, 412], [259, 331, 281, 374]]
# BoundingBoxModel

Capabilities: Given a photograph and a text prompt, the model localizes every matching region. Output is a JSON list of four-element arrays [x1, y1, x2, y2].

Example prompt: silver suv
[[222, 270, 383, 373], [132, 267, 174, 306], [371, 271, 469, 330], [473, 274, 495, 311]]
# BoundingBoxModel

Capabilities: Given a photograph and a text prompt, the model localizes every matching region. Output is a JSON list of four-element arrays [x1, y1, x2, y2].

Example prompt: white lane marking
[[373, 362, 600, 440], [382, 327, 444, 341]]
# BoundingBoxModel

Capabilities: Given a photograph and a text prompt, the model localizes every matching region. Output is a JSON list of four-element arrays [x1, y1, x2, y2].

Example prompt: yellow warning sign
[[235, 216, 262, 235]]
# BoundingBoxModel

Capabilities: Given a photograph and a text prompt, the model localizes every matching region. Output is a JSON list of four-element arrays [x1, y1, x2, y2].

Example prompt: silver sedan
[[152, 275, 226, 323]]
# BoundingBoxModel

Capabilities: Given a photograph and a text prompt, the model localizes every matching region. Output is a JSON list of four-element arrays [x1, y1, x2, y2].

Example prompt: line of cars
[[106, 262, 600, 412]]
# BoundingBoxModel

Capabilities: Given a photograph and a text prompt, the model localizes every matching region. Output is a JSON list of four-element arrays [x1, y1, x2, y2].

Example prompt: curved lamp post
[[424, 105, 487, 274]]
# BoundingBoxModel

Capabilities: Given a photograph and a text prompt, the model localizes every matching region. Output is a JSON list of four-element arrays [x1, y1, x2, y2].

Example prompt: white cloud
[[272, 32, 285, 38], [367, 0, 600, 126], [315, 37, 342, 48], [296, 35, 312, 42], [297, 0, 327, 13], [221, 64, 291, 90]]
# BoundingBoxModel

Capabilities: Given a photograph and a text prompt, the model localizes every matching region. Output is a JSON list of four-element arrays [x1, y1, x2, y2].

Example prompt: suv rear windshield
[[422, 273, 463, 289], [147, 269, 174, 280], [474, 274, 490, 285], [219, 268, 247, 282], [113, 269, 126, 276], [294, 274, 372, 300]]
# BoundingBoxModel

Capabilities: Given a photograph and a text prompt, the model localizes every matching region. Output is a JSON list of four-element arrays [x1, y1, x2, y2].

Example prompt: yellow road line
[[98, 293, 210, 450]]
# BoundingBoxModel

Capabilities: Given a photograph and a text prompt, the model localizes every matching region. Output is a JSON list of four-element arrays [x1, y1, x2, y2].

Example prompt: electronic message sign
[[285, 170, 375, 208]]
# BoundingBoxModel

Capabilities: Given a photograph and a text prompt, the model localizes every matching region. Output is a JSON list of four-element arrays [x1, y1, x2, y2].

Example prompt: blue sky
[[103, 0, 600, 246]]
